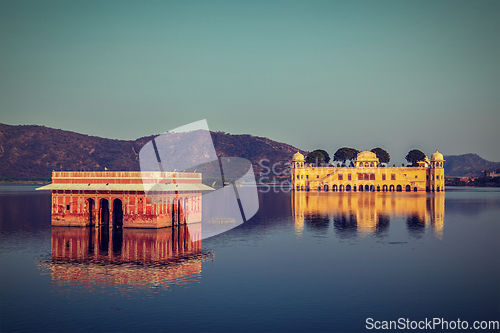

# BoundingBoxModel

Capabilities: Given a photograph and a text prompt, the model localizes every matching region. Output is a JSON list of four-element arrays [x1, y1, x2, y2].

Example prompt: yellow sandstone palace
[[291, 150, 444, 192]]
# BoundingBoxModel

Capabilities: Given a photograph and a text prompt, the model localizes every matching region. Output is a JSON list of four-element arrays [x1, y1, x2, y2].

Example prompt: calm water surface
[[1, 185, 499, 332]]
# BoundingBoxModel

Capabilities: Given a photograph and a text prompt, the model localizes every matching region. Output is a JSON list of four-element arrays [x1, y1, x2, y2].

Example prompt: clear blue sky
[[1, 0, 499, 163]]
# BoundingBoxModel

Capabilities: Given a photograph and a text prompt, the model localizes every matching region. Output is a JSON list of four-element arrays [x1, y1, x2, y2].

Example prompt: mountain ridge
[[0, 123, 498, 180], [442, 153, 500, 177], [0, 123, 306, 181]]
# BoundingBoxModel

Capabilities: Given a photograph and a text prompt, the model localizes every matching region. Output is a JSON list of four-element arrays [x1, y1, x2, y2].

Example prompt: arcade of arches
[[50, 190, 202, 228]]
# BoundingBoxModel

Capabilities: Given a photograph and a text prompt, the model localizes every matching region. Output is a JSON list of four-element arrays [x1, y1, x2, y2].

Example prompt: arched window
[[86, 198, 95, 225], [99, 199, 109, 225], [112, 199, 123, 227]]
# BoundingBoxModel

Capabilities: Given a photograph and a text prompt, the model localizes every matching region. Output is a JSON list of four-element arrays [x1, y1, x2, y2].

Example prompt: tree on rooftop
[[333, 147, 360, 163], [306, 150, 327, 164], [371, 147, 390, 164], [405, 149, 426, 166], [305, 149, 330, 164], [315, 149, 330, 163]]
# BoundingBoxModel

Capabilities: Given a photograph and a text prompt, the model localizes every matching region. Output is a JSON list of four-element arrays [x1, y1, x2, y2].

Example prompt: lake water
[[1, 185, 499, 332]]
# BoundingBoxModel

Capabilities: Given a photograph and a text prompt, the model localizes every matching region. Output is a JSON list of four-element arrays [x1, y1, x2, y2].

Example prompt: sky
[[1, 0, 499, 164]]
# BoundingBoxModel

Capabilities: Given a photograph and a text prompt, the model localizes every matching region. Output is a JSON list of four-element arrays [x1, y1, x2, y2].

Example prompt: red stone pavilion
[[37, 171, 213, 228]]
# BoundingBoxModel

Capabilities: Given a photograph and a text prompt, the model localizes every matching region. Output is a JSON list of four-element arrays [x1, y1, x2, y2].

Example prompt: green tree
[[405, 149, 426, 166], [306, 149, 330, 164], [333, 147, 360, 163], [306, 150, 326, 164], [315, 149, 330, 163], [371, 147, 390, 164]]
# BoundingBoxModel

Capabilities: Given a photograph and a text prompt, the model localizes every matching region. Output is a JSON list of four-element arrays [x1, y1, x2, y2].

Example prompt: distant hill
[[0, 124, 306, 181], [444, 154, 500, 177], [1, 123, 498, 181]]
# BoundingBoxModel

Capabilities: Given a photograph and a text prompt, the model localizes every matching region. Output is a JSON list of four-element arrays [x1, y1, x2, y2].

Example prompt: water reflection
[[292, 192, 445, 239], [48, 224, 212, 289]]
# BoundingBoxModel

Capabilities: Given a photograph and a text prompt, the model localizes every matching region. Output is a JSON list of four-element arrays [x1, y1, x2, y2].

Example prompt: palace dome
[[356, 151, 378, 161], [292, 151, 305, 162], [431, 150, 444, 161]]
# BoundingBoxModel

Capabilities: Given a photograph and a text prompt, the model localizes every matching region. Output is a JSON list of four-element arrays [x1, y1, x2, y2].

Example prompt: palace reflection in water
[[49, 224, 212, 289], [292, 192, 445, 240]]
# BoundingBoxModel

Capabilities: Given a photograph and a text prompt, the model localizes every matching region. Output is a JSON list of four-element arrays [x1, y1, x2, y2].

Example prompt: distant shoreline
[[1, 181, 498, 188], [445, 176, 500, 188], [0, 180, 50, 185]]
